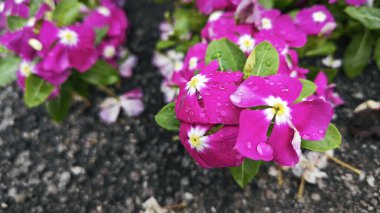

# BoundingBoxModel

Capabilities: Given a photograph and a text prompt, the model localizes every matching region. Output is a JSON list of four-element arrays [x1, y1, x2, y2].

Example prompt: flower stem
[[297, 175, 305, 201], [326, 155, 363, 175], [276, 166, 284, 187], [98, 86, 117, 98]]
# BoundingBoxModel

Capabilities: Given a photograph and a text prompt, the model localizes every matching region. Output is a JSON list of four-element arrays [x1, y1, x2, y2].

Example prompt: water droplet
[[281, 86, 289, 92], [220, 110, 227, 116], [303, 134, 311, 140], [269, 82, 275, 86], [217, 102, 222, 107], [257, 143, 273, 157], [252, 85, 258, 91], [246, 142, 252, 149], [230, 94, 241, 104], [247, 81, 253, 85], [216, 117, 222, 122], [200, 113, 206, 118], [318, 130, 324, 134]]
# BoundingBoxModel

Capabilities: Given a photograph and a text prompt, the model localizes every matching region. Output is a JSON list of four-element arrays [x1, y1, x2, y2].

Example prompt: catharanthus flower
[[99, 88, 144, 123], [37, 21, 98, 73], [196, 0, 232, 15], [322, 55, 342, 69], [179, 122, 243, 168], [231, 75, 333, 166], [176, 61, 243, 124], [84, 1, 128, 45], [4, 0, 29, 18], [295, 5, 336, 36], [153, 50, 184, 80], [314, 72, 344, 108], [161, 79, 179, 103], [119, 54, 138, 78]]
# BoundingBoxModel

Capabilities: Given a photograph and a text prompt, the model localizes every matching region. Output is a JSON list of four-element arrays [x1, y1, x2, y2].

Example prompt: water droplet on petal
[[230, 94, 241, 104], [269, 82, 275, 86], [246, 142, 252, 149], [303, 134, 311, 140], [257, 143, 273, 157], [220, 110, 227, 116], [252, 85, 258, 91], [281, 86, 289, 92], [318, 130, 324, 134], [217, 102, 222, 107], [200, 113, 206, 118]]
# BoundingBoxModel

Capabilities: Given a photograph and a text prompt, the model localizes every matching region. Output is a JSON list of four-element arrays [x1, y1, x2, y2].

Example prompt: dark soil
[[0, 0, 379, 212]]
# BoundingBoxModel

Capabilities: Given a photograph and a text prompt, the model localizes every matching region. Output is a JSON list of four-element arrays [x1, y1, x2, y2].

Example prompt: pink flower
[[179, 123, 243, 168], [98, 40, 118, 66], [295, 5, 336, 36], [84, 2, 128, 45], [195, 0, 232, 15], [201, 12, 255, 53], [119, 54, 137, 78], [4, 0, 29, 18], [0, 27, 37, 60], [175, 61, 243, 124], [231, 75, 333, 166], [279, 50, 309, 78], [173, 43, 207, 85], [99, 88, 144, 123], [161, 79, 178, 103], [314, 72, 344, 108], [37, 21, 98, 73]]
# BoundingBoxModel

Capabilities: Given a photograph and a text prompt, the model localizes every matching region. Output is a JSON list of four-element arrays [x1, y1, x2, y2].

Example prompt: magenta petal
[[69, 47, 98, 72], [268, 123, 300, 166], [99, 98, 121, 123], [0, 28, 36, 60], [179, 122, 243, 168], [38, 21, 59, 56], [42, 45, 71, 72], [235, 110, 273, 161], [290, 98, 333, 140], [230, 76, 271, 108], [314, 71, 328, 96], [266, 75, 303, 103]]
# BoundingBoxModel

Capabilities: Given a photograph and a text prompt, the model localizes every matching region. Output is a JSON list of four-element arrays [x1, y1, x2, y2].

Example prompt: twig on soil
[[276, 165, 284, 187], [326, 155, 363, 175], [98, 86, 117, 98], [297, 175, 305, 201], [73, 93, 91, 107]]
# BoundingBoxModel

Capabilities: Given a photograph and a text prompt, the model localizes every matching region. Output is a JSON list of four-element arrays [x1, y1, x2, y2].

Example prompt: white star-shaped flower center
[[261, 18, 272, 30], [238, 35, 255, 53], [186, 74, 209, 96], [264, 96, 291, 125], [14, 0, 24, 4], [312, 11, 327, 23], [58, 29, 79, 46], [20, 61, 35, 77], [187, 126, 209, 152], [98, 6, 111, 17], [103, 45, 116, 58]]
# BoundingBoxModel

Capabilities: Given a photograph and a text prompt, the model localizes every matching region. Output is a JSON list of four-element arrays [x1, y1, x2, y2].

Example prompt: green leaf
[[173, 8, 207, 36], [30, 0, 44, 16], [155, 102, 180, 132], [230, 159, 262, 188], [80, 60, 120, 86], [301, 123, 341, 152], [375, 38, 380, 70], [259, 0, 274, 8], [52, 0, 80, 26], [95, 27, 109, 45], [205, 38, 246, 72], [45, 81, 73, 122], [7, 16, 28, 31], [343, 30, 374, 78], [305, 41, 336, 57], [295, 79, 317, 103], [243, 41, 279, 78], [345, 6, 380, 30], [156, 40, 176, 50], [0, 57, 21, 87], [24, 74, 55, 108]]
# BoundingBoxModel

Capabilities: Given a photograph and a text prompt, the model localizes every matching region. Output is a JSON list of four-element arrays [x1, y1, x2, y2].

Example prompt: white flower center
[[26, 18, 36, 27], [187, 126, 209, 152], [208, 11, 223, 22], [28, 38, 43, 51], [261, 18, 272, 30], [97, 6, 110, 17], [186, 74, 209, 96], [103, 45, 116, 58], [264, 96, 291, 125], [14, 0, 24, 4], [188, 57, 198, 70], [312, 11, 327, 23], [58, 29, 79, 46], [238, 35, 255, 53], [20, 61, 34, 77], [174, 61, 183, 72]]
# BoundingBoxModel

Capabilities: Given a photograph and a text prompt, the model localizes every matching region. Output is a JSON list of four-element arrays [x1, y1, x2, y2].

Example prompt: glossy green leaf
[[301, 123, 341, 152], [155, 102, 180, 132], [206, 38, 246, 72], [305, 41, 336, 57], [343, 30, 374, 78], [259, 0, 273, 8], [345, 6, 380, 30], [173, 8, 206, 36], [156, 40, 176, 50], [230, 159, 262, 188], [375, 38, 380, 71], [7, 16, 28, 31], [24, 74, 55, 108], [0, 57, 21, 87], [295, 79, 317, 103], [45, 82, 73, 122], [81, 60, 120, 86], [243, 41, 279, 78], [52, 0, 80, 26]]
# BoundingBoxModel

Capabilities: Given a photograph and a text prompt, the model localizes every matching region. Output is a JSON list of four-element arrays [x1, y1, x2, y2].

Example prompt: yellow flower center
[[189, 134, 202, 148], [273, 102, 286, 116]]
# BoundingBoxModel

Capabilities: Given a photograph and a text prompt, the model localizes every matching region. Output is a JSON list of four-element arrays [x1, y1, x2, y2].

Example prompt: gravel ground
[[0, 0, 379, 212]]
